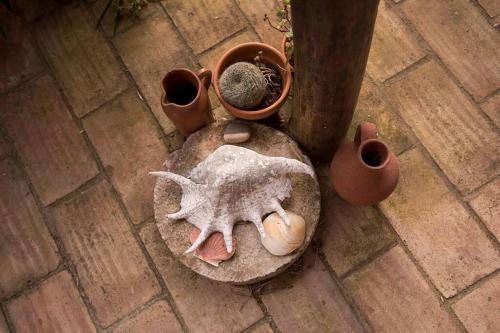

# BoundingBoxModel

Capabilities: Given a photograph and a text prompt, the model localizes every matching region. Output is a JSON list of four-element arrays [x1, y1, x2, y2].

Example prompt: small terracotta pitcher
[[330, 122, 399, 205], [161, 68, 214, 137]]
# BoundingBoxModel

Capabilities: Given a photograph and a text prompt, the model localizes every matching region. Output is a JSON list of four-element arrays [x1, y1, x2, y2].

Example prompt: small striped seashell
[[189, 227, 236, 267], [261, 211, 306, 256]]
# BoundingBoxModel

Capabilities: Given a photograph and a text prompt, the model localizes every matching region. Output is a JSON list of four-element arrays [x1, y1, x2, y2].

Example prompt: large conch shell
[[150, 145, 314, 254], [261, 211, 306, 256]]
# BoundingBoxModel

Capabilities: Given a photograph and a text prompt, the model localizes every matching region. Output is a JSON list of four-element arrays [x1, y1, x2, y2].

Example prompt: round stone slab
[[153, 121, 320, 284]]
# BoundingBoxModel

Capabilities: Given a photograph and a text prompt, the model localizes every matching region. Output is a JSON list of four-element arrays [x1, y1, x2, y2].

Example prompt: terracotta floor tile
[[344, 246, 459, 332], [7, 271, 96, 333], [0, 74, 99, 205], [34, 2, 128, 117], [0, 135, 8, 157], [478, 0, 500, 18], [140, 223, 263, 333], [452, 274, 500, 333], [162, 0, 246, 54], [380, 148, 500, 297], [480, 93, 500, 128], [401, 0, 500, 100], [114, 12, 197, 135], [386, 61, 499, 193], [468, 179, 500, 241], [261, 251, 364, 333], [0, 312, 7, 333], [0, 15, 43, 93], [90, 0, 159, 37], [83, 89, 168, 224], [248, 322, 273, 333], [111, 300, 182, 333], [236, 0, 283, 50], [349, 78, 414, 155], [320, 196, 395, 276], [0, 158, 60, 298], [367, 0, 426, 82], [50, 181, 161, 327]]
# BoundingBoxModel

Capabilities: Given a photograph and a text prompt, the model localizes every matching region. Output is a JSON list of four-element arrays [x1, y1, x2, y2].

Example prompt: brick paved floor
[[1, 0, 499, 332]]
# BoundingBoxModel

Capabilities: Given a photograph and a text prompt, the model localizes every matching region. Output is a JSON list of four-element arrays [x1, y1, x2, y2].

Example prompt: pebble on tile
[[223, 121, 251, 143]]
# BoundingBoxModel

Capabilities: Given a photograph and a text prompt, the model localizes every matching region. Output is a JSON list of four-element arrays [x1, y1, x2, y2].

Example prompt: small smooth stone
[[223, 121, 251, 143]]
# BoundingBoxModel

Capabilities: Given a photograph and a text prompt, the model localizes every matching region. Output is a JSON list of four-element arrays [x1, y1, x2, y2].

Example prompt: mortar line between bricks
[[231, 0, 265, 43], [239, 316, 273, 333], [386, 0, 500, 129], [38, 49, 190, 331], [0, 67, 46, 98], [249, 288, 282, 333], [82, 1, 179, 148], [0, 303, 15, 333], [469, 0, 500, 26], [371, 203, 469, 333], [463, 175, 499, 201], [196, 26, 249, 57], [380, 54, 431, 86], [446, 268, 500, 306], [315, 251, 373, 332], [0, 122, 102, 333], [339, 241, 398, 280]]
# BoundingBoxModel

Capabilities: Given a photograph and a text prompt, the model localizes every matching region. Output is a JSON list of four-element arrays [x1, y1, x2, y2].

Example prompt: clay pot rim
[[161, 68, 202, 110], [213, 42, 292, 120], [357, 139, 390, 170]]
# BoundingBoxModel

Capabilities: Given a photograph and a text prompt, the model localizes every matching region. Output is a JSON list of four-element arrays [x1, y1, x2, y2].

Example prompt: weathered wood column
[[289, 0, 380, 161]]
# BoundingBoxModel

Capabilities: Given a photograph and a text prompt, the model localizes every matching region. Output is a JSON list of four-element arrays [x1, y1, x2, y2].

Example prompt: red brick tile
[[0, 74, 98, 206], [344, 246, 459, 332], [11, 0, 64, 22], [0, 135, 8, 157], [481, 93, 500, 128], [114, 12, 197, 135], [139, 224, 263, 333], [83, 89, 168, 224], [401, 0, 500, 100], [7, 271, 96, 333], [162, 0, 246, 54], [367, 1, 426, 82], [468, 179, 500, 241], [380, 148, 500, 297], [199, 30, 258, 76], [90, 0, 159, 37], [478, 0, 500, 18], [386, 61, 499, 193], [236, 0, 283, 50], [452, 274, 500, 333], [111, 300, 182, 333], [34, 2, 128, 117], [0, 158, 60, 298], [261, 251, 364, 333], [320, 196, 394, 276], [50, 181, 161, 327], [0, 312, 7, 333], [248, 322, 273, 333], [0, 15, 44, 93], [350, 78, 414, 155]]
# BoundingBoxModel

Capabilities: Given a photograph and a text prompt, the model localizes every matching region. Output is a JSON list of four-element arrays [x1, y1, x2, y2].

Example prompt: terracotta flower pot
[[161, 68, 214, 137], [213, 42, 292, 120], [281, 35, 294, 73], [330, 122, 399, 205]]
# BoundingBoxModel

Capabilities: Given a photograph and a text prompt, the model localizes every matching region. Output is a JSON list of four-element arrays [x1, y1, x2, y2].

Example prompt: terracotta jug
[[161, 68, 214, 137], [330, 122, 399, 205]]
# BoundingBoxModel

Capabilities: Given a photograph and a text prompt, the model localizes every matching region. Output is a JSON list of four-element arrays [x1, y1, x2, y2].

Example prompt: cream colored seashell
[[261, 211, 306, 256]]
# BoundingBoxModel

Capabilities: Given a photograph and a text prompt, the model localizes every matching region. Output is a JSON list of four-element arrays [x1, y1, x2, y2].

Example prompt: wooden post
[[289, 0, 380, 161]]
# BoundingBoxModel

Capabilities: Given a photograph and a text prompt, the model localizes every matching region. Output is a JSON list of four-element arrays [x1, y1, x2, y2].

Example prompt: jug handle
[[354, 122, 378, 148], [196, 68, 212, 90]]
